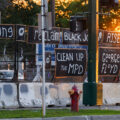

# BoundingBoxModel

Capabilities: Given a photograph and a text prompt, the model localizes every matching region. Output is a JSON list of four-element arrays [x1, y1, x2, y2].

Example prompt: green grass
[[0, 109, 120, 118]]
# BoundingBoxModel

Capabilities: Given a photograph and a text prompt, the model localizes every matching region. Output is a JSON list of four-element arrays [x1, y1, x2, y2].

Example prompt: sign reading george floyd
[[0, 24, 14, 39], [99, 47, 120, 75], [16, 25, 26, 41], [28, 26, 60, 43], [55, 48, 87, 77]]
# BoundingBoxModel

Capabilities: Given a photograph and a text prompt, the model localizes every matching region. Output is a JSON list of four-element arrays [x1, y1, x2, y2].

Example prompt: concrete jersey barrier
[[0, 83, 120, 108]]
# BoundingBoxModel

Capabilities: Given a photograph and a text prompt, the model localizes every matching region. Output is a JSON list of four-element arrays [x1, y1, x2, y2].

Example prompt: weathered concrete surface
[[0, 83, 18, 108], [0, 82, 120, 108], [19, 83, 120, 107], [19, 83, 56, 107], [1, 115, 120, 120], [19, 83, 83, 107], [103, 83, 120, 104]]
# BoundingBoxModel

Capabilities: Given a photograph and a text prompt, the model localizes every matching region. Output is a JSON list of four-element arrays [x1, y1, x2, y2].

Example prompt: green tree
[[99, 7, 120, 31], [2, 0, 40, 25], [55, 0, 88, 28], [55, 0, 120, 30], [0, 0, 11, 11]]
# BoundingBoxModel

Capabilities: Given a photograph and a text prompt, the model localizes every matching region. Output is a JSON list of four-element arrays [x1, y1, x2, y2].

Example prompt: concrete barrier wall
[[103, 83, 120, 105], [0, 83, 18, 108], [0, 83, 120, 108], [19, 83, 56, 107]]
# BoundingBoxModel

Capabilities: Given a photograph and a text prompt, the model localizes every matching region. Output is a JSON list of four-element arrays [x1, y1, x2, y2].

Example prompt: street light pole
[[88, 0, 99, 83], [96, 0, 99, 83], [41, 0, 46, 116], [83, 0, 99, 105], [51, 0, 55, 26]]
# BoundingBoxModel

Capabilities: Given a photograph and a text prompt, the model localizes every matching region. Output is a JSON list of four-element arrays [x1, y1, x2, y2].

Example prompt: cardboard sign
[[16, 25, 26, 41], [46, 27, 60, 43], [62, 29, 104, 45], [102, 30, 120, 45], [55, 48, 87, 77], [28, 26, 42, 43], [0, 24, 14, 39], [28, 26, 60, 43], [99, 47, 120, 75], [62, 29, 88, 45]]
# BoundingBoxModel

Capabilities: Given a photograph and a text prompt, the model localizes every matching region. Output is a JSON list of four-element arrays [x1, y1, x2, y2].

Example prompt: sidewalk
[[80, 105, 120, 110], [3, 105, 120, 111]]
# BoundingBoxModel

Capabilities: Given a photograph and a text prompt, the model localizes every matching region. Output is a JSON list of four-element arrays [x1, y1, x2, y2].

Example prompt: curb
[[1, 115, 120, 120]]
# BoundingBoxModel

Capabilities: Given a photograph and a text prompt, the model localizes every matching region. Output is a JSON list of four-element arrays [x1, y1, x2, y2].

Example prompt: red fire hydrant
[[69, 85, 82, 112]]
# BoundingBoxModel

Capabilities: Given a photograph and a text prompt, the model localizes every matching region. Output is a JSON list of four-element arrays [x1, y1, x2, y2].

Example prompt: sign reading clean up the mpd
[[55, 48, 87, 77]]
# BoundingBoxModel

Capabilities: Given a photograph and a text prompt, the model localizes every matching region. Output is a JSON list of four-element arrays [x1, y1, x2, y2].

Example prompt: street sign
[[36, 44, 56, 65]]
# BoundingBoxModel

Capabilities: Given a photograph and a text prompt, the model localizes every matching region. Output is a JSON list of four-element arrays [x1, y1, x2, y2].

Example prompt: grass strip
[[0, 109, 120, 118]]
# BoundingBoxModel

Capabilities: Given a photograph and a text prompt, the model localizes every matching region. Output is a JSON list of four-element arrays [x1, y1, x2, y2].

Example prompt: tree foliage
[[2, 0, 40, 25], [55, 0, 88, 28], [55, 0, 120, 30], [99, 7, 120, 31], [0, 0, 11, 11]]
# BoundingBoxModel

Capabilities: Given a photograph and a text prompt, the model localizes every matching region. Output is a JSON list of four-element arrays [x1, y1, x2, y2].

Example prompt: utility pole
[[83, 0, 99, 106], [96, 0, 99, 84], [41, 0, 46, 116], [0, 12, 1, 24], [50, 0, 55, 26]]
